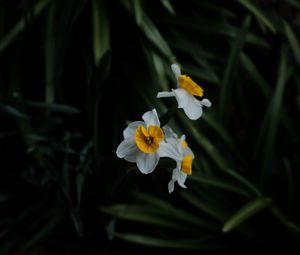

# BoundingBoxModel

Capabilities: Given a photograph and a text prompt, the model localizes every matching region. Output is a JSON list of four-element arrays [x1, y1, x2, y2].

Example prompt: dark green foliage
[[1, 0, 300, 254]]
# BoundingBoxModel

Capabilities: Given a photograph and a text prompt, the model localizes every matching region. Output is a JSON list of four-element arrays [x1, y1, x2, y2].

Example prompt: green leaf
[[189, 175, 250, 198], [219, 15, 251, 123], [45, 0, 82, 104], [115, 233, 224, 250], [132, 0, 143, 25], [121, 0, 174, 60], [181, 192, 228, 222], [91, 0, 110, 66], [222, 197, 272, 232], [0, 0, 50, 54], [160, 0, 175, 15], [134, 192, 219, 232], [237, 0, 276, 33], [283, 21, 300, 68], [202, 113, 245, 163], [20, 100, 80, 114], [260, 46, 290, 187], [100, 204, 191, 232], [240, 53, 271, 98], [0, 105, 28, 119], [177, 112, 227, 170], [223, 168, 262, 196]]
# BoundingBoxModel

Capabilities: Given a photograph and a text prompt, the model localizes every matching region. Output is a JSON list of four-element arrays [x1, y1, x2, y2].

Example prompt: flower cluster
[[116, 64, 211, 193]]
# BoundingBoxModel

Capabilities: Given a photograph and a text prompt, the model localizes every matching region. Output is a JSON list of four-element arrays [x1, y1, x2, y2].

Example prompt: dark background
[[1, 0, 300, 254]]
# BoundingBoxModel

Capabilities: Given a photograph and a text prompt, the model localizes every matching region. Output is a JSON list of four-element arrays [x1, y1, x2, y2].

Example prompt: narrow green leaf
[[132, 0, 143, 25], [178, 112, 227, 170], [260, 46, 290, 187], [115, 233, 224, 250], [0, 0, 50, 54], [0, 105, 28, 119], [21, 209, 62, 250], [222, 197, 272, 232], [287, 0, 300, 9], [100, 204, 189, 232], [20, 100, 80, 114], [44, 1, 56, 104], [160, 0, 175, 15], [121, 0, 174, 60], [181, 192, 227, 222], [237, 0, 276, 33], [283, 21, 300, 67], [190, 175, 250, 198], [45, 0, 82, 104], [202, 113, 245, 163], [240, 53, 271, 98], [75, 173, 85, 210], [134, 192, 219, 231], [219, 15, 251, 123], [91, 0, 110, 66], [223, 168, 262, 196]]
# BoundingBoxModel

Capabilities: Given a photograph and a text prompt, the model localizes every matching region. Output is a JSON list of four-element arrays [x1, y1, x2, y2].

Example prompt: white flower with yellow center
[[159, 132, 194, 193], [157, 64, 212, 120], [116, 109, 166, 174]]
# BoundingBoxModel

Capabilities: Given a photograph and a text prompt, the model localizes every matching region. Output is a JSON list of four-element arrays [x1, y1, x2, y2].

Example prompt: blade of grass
[[240, 52, 271, 98], [115, 233, 224, 250], [132, 0, 142, 25], [283, 21, 300, 68], [121, 0, 174, 61], [223, 168, 262, 196], [189, 175, 250, 198], [177, 112, 227, 170], [237, 0, 276, 33], [181, 192, 227, 222], [0, 0, 50, 54], [100, 204, 194, 233], [222, 197, 272, 232], [160, 0, 175, 15], [219, 15, 251, 123], [91, 0, 110, 66], [260, 45, 290, 188], [134, 192, 219, 232]]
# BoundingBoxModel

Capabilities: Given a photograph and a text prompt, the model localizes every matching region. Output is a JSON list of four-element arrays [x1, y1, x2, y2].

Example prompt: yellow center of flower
[[135, 125, 164, 154], [178, 75, 203, 97], [181, 154, 193, 175]]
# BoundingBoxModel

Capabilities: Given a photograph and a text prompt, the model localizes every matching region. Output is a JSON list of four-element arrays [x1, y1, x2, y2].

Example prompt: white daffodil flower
[[157, 64, 212, 120], [116, 109, 168, 174], [159, 130, 194, 193]]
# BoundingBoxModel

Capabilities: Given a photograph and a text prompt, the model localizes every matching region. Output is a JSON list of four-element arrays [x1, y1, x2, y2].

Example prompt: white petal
[[183, 96, 203, 120], [124, 147, 139, 163], [179, 134, 186, 143], [163, 125, 178, 139], [158, 140, 182, 160], [173, 169, 187, 188], [177, 172, 187, 188], [173, 88, 190, 108], [168, 179, 175, 193], [136, 151, 159, 174], [184, 146, 194, 158], [142, 109, 160, 127], [171, 64, 181, 80], [116, 138, 136, 158], [157, 91, 175, 98], [123, 121, 145, 139], [198, 98, 212, 108]]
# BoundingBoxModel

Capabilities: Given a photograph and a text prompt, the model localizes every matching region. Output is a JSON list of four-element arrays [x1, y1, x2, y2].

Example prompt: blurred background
[[1, 0, 300, 254]]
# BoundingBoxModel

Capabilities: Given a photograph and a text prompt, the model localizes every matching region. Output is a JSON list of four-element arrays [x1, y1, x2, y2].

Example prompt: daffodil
[[157, 64, 211, 120], [159, 129, 194, 193], [116, 109, 166, 174]]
